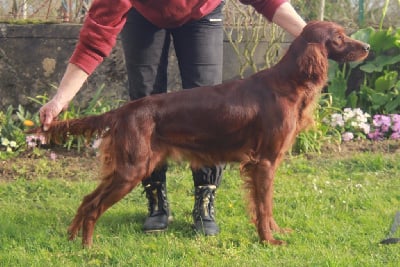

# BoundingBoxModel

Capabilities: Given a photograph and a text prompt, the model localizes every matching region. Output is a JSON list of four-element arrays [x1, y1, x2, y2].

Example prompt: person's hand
[[39, 98, 68, 131], [37, 64, 89, 130]]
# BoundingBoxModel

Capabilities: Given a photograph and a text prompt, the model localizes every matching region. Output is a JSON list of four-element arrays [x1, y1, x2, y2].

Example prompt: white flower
[[330, 113, 344, 127], [9, 141, 17, 148], [359, 122, 370, 134], [1, 137, 9, 146], [343, 108, 355, 121], [350, 121, 358, 127]]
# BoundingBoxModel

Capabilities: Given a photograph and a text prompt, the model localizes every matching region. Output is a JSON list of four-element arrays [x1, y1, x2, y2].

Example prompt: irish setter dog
[[32, 21, 369, 247]]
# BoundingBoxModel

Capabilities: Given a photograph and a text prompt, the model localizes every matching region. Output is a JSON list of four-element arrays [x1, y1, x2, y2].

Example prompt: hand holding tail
[[39, 99, 68, 131]]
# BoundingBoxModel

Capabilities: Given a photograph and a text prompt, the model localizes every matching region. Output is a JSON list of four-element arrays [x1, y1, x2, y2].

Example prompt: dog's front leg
[[252, 160, 286, 245]]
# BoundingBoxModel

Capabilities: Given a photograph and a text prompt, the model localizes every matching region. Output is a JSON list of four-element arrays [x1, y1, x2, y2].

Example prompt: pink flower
[[391, 114, 400, 123], [392, 121, 400, 133], [390, 132, 400, 140], [50, 151, 57, 161], [367, 130, 384, 141], [26, 135, 37, 148], [25, 134, 47, 148], [372, 115, 391, 128], [342, 132, 354, 141]]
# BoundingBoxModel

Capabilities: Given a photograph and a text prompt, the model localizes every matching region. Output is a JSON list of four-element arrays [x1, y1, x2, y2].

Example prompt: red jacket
[[70, 0, 287, 75]]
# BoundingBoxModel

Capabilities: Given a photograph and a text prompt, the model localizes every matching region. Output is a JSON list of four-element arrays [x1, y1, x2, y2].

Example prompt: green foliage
[[1, 153, 399, 266], [291, 0, 400, 29], [327, 26, 400, 114], [0, 84, 123, 158], [0, 105, 37, 159], [293, 94, 342, 154]]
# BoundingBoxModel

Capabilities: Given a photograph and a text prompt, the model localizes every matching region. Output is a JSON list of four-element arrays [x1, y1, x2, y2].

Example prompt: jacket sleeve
[[239, 0, 287, 21], [69, 0, 132, 75]]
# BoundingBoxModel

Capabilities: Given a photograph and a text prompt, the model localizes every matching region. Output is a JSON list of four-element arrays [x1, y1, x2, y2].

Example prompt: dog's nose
[[363, 43, 370, 51]]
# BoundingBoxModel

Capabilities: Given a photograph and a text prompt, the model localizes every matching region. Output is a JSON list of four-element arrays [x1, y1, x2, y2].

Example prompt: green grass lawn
[[1, 151, 400, 266]]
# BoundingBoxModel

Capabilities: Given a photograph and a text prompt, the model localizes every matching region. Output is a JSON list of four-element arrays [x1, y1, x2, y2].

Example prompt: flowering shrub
[[324, 108, 371, 141], [368, 114, 400, 140], [0, 106, 27, 156], [1, 138, 18, 152], [324, 108, 400, 142]]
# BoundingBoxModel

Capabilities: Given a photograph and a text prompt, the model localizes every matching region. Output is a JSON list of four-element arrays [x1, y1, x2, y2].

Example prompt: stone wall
[[0, 23, 289, 113]]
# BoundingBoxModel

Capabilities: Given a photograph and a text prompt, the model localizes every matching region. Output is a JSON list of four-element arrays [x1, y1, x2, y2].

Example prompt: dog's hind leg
[[68, 166, 143, 247]]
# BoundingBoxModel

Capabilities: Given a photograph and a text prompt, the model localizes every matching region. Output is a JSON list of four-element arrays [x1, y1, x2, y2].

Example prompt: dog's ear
[[297, 43, 328, 79]]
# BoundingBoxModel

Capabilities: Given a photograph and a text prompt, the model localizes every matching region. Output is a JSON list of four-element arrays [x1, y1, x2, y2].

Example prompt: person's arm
[[239, 0, 306, 37], [39, 63, 88, 130], [271, 2, 306, 37], [39, 0, 132, 130], [70, 0, 132, 74]]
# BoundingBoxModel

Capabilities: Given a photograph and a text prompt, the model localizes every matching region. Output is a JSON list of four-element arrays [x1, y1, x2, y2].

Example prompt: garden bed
[[1, 139, 399, 182]]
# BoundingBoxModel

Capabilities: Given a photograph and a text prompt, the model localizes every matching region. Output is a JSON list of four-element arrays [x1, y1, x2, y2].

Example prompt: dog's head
[[293, 21, 369, 80], [300, 21, 370, 63]]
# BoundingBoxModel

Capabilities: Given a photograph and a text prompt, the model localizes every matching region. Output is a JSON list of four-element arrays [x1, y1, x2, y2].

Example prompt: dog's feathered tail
[[27, 111, 116, 144]]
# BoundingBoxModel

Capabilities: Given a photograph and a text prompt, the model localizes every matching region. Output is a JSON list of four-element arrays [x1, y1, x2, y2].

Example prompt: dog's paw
[[276, 227, 293, 234], [263, 238, 287, 246], [67, 226, 79, 241]]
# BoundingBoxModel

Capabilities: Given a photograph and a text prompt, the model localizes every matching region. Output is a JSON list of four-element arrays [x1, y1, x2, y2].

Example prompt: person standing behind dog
[[38, 0, 306, 236]]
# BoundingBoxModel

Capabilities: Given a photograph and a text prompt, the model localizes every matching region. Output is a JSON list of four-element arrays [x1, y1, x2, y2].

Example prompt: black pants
[[120, 3, 224, 187]]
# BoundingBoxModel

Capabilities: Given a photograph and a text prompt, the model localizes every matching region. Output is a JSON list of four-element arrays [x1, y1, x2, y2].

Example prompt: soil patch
[[320, 139, 400, 154], [0, 147, 99, 181]]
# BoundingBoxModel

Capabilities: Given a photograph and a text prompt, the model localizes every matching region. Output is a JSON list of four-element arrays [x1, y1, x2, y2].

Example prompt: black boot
[[192, 185, 220, 236], [143, 182, 169, 233]]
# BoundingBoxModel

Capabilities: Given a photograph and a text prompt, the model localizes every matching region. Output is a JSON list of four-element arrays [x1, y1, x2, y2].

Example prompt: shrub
[[0, 105, 36, 158]]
